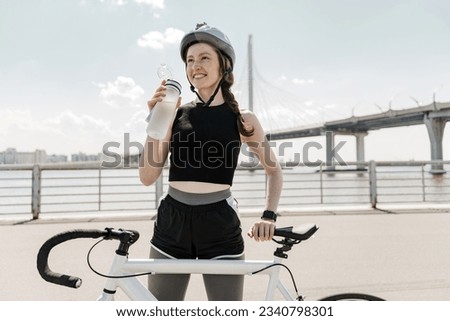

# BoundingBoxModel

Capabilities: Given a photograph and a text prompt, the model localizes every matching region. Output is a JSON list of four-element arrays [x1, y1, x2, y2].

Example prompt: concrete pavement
[[1, 206, 449, 301]]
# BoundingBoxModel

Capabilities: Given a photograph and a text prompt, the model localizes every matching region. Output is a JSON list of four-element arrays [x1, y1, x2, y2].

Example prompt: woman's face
[[185, 42, 222, 93]]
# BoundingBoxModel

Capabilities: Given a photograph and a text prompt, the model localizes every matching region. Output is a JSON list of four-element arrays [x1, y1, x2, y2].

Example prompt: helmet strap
[[189, 74, 227, 108], [190, 83, 206, 104]]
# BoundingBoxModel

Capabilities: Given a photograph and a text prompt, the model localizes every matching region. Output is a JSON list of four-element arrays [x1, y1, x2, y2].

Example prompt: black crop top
[[168, 102, 242, 185]]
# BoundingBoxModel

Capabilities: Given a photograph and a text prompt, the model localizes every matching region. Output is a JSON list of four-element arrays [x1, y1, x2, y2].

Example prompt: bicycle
[[37, 223, 384, 301]]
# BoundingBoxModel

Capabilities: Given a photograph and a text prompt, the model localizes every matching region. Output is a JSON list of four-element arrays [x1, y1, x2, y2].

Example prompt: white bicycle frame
[[97, 254, 295, 301], [38, 224, 385, 302]]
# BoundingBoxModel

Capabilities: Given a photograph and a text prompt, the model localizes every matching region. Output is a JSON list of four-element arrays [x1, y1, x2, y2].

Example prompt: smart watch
[[261, 210, 277, 222]]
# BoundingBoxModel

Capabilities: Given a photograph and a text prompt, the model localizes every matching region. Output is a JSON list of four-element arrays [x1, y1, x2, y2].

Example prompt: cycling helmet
[[180, 22, 235, 70]]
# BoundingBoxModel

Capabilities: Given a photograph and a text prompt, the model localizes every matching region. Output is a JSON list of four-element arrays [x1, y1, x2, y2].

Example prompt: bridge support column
[[355, 132, 367, 170], [424, 114, 447, 174], [325, 131, 335, 170]]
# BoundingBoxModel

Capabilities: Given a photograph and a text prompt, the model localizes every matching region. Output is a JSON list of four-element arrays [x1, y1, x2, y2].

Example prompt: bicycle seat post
[[273, 238, 300, 259]]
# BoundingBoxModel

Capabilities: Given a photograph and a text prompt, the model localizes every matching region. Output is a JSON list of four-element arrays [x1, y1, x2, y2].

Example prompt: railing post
[[325, 131, 336, 171], [98, 167, 102, 211], [369, 160, 377, 208], [421, 164, 426, 202], [155, 170, 164, 209], [31, 164, 41, 219], [319, 163, 324, 204]]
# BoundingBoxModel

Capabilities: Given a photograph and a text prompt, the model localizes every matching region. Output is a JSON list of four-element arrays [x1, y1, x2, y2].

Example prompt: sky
[[1, 0, 450, 162]]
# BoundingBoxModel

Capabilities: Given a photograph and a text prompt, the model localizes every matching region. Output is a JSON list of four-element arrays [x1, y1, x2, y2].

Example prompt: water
[[1, 165, 449, 218]]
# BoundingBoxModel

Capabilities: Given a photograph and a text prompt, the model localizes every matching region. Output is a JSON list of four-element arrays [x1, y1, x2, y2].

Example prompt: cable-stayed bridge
[[233, 35, 450, 174]]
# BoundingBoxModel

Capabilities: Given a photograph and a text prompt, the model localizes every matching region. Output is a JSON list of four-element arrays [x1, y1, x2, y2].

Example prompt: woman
[[139, 23, 283, 301]]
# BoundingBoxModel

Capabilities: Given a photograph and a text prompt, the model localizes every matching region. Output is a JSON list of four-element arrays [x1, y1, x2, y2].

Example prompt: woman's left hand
[[247, 220, 275, 241]]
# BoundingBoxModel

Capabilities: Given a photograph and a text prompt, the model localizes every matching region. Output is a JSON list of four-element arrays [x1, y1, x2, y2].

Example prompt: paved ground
[[1, 205, 449, 301]]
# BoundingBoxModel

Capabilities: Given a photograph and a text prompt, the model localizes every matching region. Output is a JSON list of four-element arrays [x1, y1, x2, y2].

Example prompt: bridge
[[268, 102, 450, 174], [235, 35, 449, 174]]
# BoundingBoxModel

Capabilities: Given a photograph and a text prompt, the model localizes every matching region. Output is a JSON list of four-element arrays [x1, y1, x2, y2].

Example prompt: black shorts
[[151, 194, 244, 259]]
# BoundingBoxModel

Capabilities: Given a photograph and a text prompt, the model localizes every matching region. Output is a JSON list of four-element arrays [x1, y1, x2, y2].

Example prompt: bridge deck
[[268, 102, 450, 139]]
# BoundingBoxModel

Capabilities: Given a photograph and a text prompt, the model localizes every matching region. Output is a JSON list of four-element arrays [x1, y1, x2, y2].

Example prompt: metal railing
[[0, 161, 449, 219]]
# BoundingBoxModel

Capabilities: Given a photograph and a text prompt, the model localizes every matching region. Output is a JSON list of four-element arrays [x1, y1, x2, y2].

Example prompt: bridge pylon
[[325, 131, 367, 171], [424, 114, 447, 174]]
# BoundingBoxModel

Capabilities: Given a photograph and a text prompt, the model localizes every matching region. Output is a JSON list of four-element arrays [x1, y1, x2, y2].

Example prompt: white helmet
[[180, 23, 235, 71]]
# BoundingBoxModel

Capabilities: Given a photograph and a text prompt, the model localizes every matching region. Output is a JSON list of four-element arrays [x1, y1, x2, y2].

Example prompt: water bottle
[[146, 64, 182, 140]]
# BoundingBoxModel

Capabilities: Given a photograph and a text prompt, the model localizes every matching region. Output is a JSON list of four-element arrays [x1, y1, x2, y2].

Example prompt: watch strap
[[261, 210, 277, 222]]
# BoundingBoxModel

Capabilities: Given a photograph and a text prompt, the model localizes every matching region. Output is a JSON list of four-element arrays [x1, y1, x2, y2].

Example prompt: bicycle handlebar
[[36, 228, 140, 289], [37, 224, 317, 289], [274, 224, 318, 241]]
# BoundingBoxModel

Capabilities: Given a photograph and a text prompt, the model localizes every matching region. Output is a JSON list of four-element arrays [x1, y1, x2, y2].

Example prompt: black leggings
[[148, 248, 244, 301]]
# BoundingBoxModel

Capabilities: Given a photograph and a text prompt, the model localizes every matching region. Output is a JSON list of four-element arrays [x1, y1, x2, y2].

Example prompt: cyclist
[[139, 22, 283, 301]]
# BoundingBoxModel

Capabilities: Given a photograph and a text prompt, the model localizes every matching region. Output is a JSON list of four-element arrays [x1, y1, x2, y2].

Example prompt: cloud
[[0, 109, 115, 154], [135, 0, 164, 8], [44, 110, 113, 136], [276, 75, 315, 85], [96, 0, 164, 8], [0, 110, 45, 138], [137, 28, 185, 49], [125, 109, 148, 129], [98, 0, 127, 5], [122, 109, 148, 144], [292, 78, 315, 85], [96, 76, 145, 109], [0, 109, 111, 139]]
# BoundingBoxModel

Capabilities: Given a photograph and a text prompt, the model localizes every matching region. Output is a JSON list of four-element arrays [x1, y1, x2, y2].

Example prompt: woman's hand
[[147, 80, 181, 111], [247, 219, 275, 241]]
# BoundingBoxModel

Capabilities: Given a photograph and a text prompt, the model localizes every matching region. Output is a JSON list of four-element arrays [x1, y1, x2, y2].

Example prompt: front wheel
[[319, 293, 384, 301]]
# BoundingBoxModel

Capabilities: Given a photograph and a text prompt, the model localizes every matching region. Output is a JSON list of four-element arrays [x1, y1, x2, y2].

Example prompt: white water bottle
[[146, 64, 182, 140]]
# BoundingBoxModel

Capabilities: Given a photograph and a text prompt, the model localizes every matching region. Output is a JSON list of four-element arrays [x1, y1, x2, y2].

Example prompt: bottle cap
[[165, 79, 182, 95]]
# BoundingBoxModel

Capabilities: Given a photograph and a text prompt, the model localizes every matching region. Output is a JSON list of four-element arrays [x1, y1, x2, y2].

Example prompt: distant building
[[47, 154, 68, 163], [0, 148, 106, 164], [0, 148, 68, 164], [71, 152, 99, 162], [0, 148, 18, 164], [0, 148, 48, 164]]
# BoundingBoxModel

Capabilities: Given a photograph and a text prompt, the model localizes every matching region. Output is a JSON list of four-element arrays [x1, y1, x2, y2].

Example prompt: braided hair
[[217, 51, 254, 137]]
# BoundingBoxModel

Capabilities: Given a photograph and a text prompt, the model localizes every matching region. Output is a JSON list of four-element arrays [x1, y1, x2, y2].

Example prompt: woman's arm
[[139, 135, 170, 186], [241, 110, 283, 241]]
